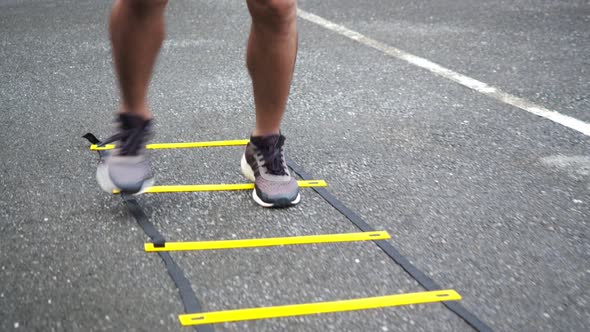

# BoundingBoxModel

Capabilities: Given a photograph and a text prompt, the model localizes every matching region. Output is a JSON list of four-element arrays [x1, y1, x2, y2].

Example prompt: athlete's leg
[[110, 0, 168, 120], [241, 0, 300, 207], [96, 0, 168, 194], [245, 0, 298, 136]]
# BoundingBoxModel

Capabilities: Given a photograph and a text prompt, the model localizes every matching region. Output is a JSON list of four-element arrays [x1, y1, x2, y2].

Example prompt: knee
[[247, 0, 297, 29], [117, 0, 168, 16]]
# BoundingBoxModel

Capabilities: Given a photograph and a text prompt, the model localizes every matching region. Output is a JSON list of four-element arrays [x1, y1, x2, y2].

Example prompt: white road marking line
[[297, 9, 590, 137]]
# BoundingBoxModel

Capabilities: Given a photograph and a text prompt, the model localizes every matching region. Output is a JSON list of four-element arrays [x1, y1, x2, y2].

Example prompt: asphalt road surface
[[1, 0, 589, 331]]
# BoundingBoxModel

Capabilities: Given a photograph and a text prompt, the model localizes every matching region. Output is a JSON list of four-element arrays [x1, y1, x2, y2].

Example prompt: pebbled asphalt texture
[[0, 0, 589, 331]]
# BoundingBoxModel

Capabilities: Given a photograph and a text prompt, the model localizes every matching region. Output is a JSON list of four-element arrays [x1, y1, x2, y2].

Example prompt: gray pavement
[[298, 0, 590, 122], [1, 0, 589, 331]]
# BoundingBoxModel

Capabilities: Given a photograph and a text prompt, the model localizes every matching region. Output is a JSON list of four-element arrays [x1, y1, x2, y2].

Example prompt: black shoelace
[[99, 123, 149, 156], [258, 136, 288, 176]]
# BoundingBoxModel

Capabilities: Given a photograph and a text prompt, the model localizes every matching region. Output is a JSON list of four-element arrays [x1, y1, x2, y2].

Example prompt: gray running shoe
[[96, 114, 154, 194], [240, 134, 300, 208]]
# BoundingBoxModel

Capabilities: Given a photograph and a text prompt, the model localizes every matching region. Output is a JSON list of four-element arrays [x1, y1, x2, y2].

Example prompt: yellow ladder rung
[[145, 231, 390, 252], [90, 139, 249, 150], [113, 180, 327, 194], [179, 290, 462, 326]]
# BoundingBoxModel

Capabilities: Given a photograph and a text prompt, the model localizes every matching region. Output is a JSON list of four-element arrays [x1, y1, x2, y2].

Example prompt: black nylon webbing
[[84, 132, 491, 331], [121, 195, 166, 247], [122, 196, 213, 332], [287, 158, 493, 332], [83, 133, 213, 332]]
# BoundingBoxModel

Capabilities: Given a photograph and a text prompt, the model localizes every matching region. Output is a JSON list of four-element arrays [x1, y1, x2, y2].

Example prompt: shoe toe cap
[[108, 159, 153, 194], [254, 178, 300, 204]]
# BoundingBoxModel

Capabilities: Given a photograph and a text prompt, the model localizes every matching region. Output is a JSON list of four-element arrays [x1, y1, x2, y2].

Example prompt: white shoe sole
[[96, 162, 117, 193], [240, 154, 256, 182]]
